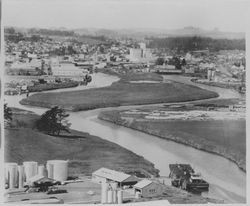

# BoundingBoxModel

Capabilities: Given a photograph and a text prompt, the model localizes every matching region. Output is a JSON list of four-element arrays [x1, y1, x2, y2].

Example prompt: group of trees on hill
[[148, 36, 245, 52], [4, 104, 71, 136], [28, 28, 75, 36]]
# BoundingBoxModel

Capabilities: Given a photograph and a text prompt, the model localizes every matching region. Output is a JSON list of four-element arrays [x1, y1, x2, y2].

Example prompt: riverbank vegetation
[[20, 73, 218, 111], [5, 108, 159, 177], [98, 105, 246, 172]]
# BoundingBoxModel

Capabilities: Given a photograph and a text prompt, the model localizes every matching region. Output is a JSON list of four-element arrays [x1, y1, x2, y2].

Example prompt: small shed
[[26, 175, 57, 192], [134, 179, 163, 198], [92, 167, 138, 187]]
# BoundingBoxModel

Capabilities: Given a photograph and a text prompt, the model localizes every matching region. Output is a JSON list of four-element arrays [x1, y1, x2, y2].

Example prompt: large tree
[[4, 103, 12, 126], [36, 106, 71, 136]]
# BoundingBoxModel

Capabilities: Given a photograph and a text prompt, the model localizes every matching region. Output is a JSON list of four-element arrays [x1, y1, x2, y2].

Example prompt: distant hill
[[5, 26, 245, 40], [73, 26, 245, 39]]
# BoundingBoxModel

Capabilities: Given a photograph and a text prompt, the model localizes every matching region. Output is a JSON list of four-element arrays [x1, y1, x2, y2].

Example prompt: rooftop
[[93, 167, 133, 182]]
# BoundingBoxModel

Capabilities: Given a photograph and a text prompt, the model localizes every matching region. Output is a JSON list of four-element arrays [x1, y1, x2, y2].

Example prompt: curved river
[[5, 73, 246, 203]]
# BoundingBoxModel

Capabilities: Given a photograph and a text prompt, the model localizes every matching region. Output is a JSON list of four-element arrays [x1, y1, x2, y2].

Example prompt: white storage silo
[[23, 161, 38, 181], [107, 189, 113, 203], [38, 165, 45, 176], [117, 190, 123, 204], [5, 163, 18, 189], [18, 165, 24, 188], [113, 189, 117, 203], [101, 180, 108, 204], [46, 162, 54, 179], [47, 160, 68, 182]]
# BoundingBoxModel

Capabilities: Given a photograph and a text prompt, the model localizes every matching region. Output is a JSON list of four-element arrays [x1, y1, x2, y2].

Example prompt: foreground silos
[[117, 190, 123, 204], [113, 190, 117, 203], [47, 160, 68, 182], [38, 165, 46, 176], [107, 190, 113, 203], [17, 165, 24, 189], [46, 162, 54, 179], [5, 163, 18, 189], [111, 182, 118, 203], [23, 161, 38, 181], [101, 180, 108, 204]]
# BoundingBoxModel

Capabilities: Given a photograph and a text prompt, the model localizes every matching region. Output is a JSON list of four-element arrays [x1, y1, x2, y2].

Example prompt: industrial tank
[[23, 161, 38, 181], [107, 190, 113, 203], [47, 160, 68, 182], [101, 180, 108, 204], [17, 165, 24, 188], [117, 190, 123, 204], [5, 163, 18, 189], [38, 165, 46, 176], [46, 162, 54, 179]]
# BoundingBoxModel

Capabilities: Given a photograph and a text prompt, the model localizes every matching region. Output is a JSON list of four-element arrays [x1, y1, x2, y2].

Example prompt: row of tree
[[148, 36, 245, 52]]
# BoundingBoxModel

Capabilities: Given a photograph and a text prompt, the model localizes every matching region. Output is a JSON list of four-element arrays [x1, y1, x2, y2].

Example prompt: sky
[[2, 0, 249, 32]]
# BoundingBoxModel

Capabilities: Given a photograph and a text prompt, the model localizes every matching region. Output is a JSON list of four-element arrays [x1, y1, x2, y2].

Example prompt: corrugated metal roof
[[134, 179, 153, 189], [92, 167, 132, 182], [27, 175, 54, 183]]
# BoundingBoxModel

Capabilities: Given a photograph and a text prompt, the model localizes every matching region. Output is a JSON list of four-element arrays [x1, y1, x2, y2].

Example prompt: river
[[5, 73, 246, 203]]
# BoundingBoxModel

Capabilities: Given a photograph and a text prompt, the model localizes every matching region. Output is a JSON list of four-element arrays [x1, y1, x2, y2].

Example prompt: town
[[4, 27, 246, 96]]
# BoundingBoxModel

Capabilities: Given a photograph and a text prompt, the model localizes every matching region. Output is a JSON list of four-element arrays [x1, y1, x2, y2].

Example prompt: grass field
[[20, 73, 218, 111], [99, 107, 246, 171], [5, 108, 159, 177]]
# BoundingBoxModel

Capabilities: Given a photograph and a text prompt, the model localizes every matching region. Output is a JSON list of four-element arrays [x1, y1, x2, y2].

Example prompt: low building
[[26, 175, 57, 192], [92, 167, 138, 187], [134, 179, 163, 198], [51, 64, 86, 76]]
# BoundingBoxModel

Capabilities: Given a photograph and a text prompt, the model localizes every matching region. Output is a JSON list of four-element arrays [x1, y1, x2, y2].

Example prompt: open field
[[20, 73, 218, 111], [99, 103, 246, 171], [5, 108, 159, 177]]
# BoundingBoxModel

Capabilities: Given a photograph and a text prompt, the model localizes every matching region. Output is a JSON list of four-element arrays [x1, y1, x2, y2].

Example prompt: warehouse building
[[134, 179, 163, 198], [92, 167, 139, 187]]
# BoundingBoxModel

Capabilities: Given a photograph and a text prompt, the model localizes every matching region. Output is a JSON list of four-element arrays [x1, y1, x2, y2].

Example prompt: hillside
[[5, 109, 159, 177]]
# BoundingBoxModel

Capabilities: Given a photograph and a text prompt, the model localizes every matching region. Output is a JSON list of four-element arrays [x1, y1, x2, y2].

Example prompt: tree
[[36, 106, 71, 136], [155, 57, 165, 65], [4, 103, 12, 126]]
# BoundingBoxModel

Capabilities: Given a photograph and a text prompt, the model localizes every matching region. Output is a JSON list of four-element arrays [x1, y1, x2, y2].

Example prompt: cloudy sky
[[3, 0, 249, 32]]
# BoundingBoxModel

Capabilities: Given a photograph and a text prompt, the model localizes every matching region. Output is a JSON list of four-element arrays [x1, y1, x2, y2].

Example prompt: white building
[[134, 179, 163, 198], [92, 168, 138, 187], [51, 64, 85, 76]]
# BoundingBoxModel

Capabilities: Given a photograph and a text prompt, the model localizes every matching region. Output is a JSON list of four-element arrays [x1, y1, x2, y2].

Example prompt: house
[[133, 179, 163, 198], [92, 167, 138, 187]]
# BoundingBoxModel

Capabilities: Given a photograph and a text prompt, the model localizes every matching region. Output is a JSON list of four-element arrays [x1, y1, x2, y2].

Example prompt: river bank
[[5, 72, 246, 203], [5, 108, 159, 177], [98, 104, 246, 172], [19, 73, 218, 111]]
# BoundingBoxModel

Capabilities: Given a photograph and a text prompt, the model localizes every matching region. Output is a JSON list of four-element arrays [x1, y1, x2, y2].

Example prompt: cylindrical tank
[[18, 165, 24, 188], [117, 190, 123, 204], [23, 161, 38, 181], [107, 190, 113, 203], [46, 163, 53, 179], [38, 165, 45, 176], [5, 163, 18, 189], [47, 160, 68, 182], [113, 190, 117, 203], [101, 180, 108, 204]]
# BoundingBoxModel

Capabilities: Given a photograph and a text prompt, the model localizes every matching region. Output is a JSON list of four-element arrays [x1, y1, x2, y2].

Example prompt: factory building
[[92, 167, 139, 187], [51, 64, 86, 76], [129, 43, 153, 63], [134, 179, 163, 198]]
